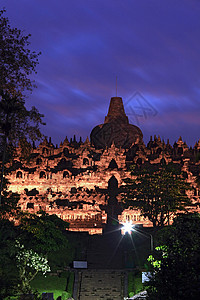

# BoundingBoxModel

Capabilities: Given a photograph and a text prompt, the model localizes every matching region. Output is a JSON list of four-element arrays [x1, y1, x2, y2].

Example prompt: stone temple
[[91, 97, 143, 148], [6, 96, 200, 234]]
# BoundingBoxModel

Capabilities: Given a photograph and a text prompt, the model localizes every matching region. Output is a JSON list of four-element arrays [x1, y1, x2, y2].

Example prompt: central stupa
[[90, 96, 143, 148]]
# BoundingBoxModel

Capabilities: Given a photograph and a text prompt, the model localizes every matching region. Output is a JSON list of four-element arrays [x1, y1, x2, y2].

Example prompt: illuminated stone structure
[[5, 96, 200, 234]]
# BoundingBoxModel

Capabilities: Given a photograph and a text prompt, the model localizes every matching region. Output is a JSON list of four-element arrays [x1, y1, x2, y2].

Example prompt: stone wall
[[4, 95, 200, 234], [5, 134, 200, 234]]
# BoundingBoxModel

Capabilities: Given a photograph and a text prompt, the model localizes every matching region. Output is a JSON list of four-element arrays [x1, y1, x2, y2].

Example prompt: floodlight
[[122, 221, 134, 235]]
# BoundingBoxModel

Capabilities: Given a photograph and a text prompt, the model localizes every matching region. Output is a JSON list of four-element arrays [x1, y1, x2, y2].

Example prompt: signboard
[[142, 272, 151, 283], [73, 261, 87, 269]]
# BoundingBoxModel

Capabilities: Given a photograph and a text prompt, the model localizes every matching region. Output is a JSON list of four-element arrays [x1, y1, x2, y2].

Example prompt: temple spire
[[116, 76, 117, 97], [104, 97, 129, 124]]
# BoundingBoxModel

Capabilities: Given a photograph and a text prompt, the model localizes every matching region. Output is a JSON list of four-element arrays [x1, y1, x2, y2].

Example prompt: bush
[[30, 274, 67, 299], [133, 272, 143, 294], [129, 292, 134, 297], [61, 291, 70, 300], [30, 272, 74, 299], [128, 271, 143, 297], [66, 272, 74, 297], [128, 272, 134, 296]]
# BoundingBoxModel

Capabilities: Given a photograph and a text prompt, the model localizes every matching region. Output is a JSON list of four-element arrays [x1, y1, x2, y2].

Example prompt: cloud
[[1, 0, 200, 146]]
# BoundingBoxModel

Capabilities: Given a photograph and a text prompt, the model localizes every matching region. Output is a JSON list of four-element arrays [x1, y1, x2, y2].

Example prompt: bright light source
[[121, 221, 134, 235]]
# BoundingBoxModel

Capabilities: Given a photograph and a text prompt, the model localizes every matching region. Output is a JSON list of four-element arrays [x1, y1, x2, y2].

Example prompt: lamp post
[[121, 221, 153, 252]]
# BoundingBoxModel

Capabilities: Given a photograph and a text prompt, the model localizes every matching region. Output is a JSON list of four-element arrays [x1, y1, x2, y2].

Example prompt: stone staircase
[[79, 269, 123, 300], [76, 227, 126, 299]]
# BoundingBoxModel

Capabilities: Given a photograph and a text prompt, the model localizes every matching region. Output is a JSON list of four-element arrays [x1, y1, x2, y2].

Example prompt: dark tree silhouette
[[0, 9, 44, 205], [123, 163, 193, 227], [147, 213, 200, 299]]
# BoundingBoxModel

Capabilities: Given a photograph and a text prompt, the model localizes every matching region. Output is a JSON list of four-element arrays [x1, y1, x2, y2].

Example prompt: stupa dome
[[90, 96, 143, 149]]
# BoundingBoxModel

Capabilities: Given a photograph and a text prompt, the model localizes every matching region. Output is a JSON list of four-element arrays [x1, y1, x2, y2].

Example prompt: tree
[[18, 211, 70, 255], [0, 9, 44, 205], [0, 9, 40, 96], [123, 163, 193, 227], [15, 240, 51, 294], [0, 212, 71, 298], [0, 190, 20, 221], [146, 213, 200, 300], [0, 218, 19, 298]]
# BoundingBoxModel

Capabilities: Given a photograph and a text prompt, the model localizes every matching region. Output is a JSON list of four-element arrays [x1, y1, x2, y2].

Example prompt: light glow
[[122, 221, 134, 235]]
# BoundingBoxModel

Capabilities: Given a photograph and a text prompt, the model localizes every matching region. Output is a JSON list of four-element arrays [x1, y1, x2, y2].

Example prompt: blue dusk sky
[[1, 0, 200, 147]]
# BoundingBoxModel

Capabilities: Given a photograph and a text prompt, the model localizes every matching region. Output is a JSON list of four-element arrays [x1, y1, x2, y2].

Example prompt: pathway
[[77, 225, 126, 299], [79, 269, 123, 300]]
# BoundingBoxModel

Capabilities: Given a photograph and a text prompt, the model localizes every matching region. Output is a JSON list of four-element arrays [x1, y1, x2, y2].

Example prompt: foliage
[[61, 291, 71, 300], [66, 272, 75, 297], [0, 214, 72, 298], [30, 274, 69, 299], [128, 271, 143, 297], [48, 246, 74, 272], [0, 93, 44, 207], [0, 9, 45, 206], [0, 8, 40, 96], [146, 213, 200, 300], [0, 219, 19, 299], [15, 240, 51, 293], [0, 93, 44, 145], [147, 245, 168, 269], [0, 190, 20, 219], [0, 8, 44, 144], [18, 211, 70, 255], [123, 163, 193, 227], [128, 272, 134, 296]]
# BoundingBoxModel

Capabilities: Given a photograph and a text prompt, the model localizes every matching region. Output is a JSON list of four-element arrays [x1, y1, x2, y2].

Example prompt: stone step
[[79, 270, 123, 300]]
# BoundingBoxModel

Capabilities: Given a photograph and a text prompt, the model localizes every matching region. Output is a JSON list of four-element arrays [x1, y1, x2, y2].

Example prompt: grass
[[134, 273, 143, 294], [128, 272, 135, 296], [30, 272, 73, 299], [67, 272, 75, 297], [30, 232, 87, 299], [128, 270, 143, 297]]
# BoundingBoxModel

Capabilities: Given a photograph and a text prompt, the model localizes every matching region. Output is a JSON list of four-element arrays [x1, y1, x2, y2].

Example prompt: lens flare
[[121, 221, 134, 235]]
